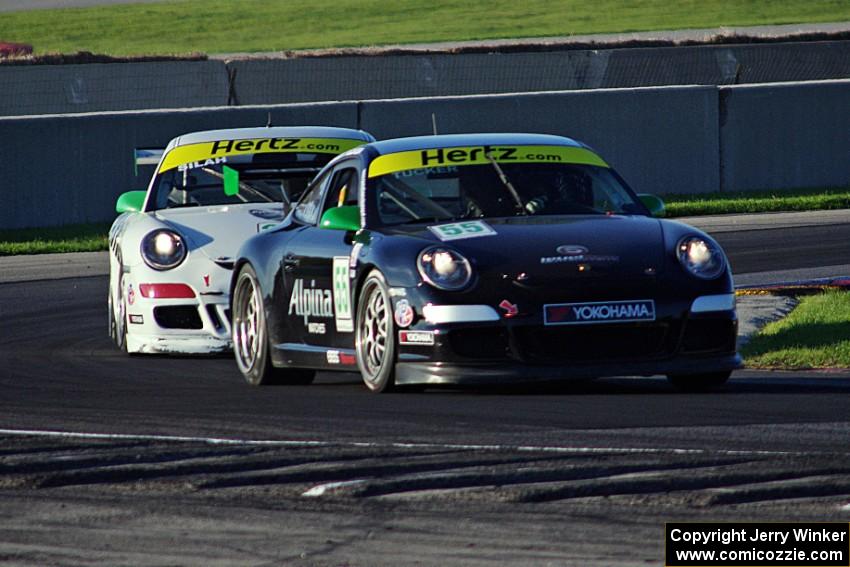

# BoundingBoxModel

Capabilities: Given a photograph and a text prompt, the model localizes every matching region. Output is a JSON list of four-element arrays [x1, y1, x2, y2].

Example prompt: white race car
[[108, 126, 375, 354]]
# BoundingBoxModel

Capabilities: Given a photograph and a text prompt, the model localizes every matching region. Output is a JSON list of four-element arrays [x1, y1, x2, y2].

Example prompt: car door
[[284, 161, 362, 352]]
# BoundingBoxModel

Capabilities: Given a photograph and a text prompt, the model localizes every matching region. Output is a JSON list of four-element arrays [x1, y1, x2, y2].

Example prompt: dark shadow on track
[[307, 371, 850, 396]]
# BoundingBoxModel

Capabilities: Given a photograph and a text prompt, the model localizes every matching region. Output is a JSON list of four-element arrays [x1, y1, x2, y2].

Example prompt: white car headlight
[[418, 246, 473, 290], [141, 229, 186, 270], [677, 235, 726, 280]]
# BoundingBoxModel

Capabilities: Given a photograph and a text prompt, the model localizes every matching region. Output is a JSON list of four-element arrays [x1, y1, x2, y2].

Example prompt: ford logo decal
[[556, 245, 589, 256]]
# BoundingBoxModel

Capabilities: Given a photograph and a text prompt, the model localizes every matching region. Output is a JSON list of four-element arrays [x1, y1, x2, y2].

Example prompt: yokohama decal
[[545, 300, 655, 326], [399, 330, 435, 346]]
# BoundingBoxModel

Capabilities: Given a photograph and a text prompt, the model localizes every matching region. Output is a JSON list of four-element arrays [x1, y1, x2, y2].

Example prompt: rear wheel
[[355, 270, 397, 393], [667, 371, 731, 392], [232, 264, 314, 386]]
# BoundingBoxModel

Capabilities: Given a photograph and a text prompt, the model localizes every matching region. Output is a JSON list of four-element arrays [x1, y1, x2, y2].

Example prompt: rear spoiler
[[134, 148, 165, 175]]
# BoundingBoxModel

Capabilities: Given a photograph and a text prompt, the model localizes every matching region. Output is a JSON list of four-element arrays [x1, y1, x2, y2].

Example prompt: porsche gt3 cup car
[[108, 126, 375, 354], [230, 133, 740, 391]]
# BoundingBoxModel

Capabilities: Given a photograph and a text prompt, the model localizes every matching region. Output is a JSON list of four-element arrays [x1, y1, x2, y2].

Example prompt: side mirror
[[116, 190, 146, 213], [320, 205, 360, 231], [637, 193, 665, 217]]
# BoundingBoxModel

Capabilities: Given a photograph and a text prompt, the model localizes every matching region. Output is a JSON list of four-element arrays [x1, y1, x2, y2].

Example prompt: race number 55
[[428, 221, 496, 241]]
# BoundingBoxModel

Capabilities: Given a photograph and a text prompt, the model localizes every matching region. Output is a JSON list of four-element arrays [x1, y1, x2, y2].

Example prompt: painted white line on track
[[0, 427, 821, 458]]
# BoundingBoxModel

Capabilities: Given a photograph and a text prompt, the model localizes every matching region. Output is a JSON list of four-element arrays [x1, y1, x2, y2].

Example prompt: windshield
[[149, 152, 334, 211], [369, 162, 645, 226]]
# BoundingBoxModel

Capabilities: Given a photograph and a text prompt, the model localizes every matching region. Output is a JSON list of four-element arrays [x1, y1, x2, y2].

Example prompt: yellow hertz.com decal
[[158, 137, 366, 173], [367, 145, 609, 178]]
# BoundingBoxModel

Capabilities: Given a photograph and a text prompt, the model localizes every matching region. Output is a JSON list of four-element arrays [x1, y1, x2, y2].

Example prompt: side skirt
[[272, 343, 359, 371]]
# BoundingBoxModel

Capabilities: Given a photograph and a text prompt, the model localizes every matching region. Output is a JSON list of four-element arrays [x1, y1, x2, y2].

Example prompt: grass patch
[[743, 290, 850, 368], [0, 223, 110, 256], [660, 186, 850, 217], [1, 0, 849, 56]]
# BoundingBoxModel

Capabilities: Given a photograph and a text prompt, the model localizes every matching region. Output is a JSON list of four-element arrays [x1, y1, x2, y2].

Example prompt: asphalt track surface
[[2, 216, 850, 566]]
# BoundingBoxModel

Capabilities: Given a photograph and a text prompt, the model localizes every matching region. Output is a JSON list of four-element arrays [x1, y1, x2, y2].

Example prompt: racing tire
[[355, 270, 397, 393], [666, 371, 731, 392], [109, 255, 128, 353], [232, 264, 314, 386]]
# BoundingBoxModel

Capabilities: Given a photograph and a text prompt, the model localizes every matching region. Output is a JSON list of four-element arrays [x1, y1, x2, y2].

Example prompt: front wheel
[[667, 371, 731, 392], [109, 256, 128, 352], [232, 264, 314, 386], [355, 270, 396, 393]]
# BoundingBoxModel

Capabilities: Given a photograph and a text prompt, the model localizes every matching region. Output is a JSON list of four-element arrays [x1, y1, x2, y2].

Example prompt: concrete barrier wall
[[2, 41, 850, 116], [1, 80, 848, 229], [719, 80, 850, 192], [359, 87, 719, 196], [228, 52, 609, 103], [229, 41, 850, 106], [0, 103, 358, 230], [0, 61, 229, 116]]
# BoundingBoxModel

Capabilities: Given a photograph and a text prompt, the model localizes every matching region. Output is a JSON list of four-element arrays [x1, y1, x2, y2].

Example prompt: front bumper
[[122, 266, 233, 355], [392, 292, 740, 385], [126, 331, 231, 355]]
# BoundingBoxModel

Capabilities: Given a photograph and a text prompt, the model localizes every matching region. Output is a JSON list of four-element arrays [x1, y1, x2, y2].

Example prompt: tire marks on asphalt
[[3, 434, 850, 510]]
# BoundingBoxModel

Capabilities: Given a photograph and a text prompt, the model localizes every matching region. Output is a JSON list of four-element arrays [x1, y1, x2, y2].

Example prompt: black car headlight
[[677, 235, 726, 280], [141, 229, 187, 270], [418, 246, 473, 290]]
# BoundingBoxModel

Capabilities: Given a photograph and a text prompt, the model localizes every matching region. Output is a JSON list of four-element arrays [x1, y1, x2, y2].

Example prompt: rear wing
[[134, 148, 165, 175]]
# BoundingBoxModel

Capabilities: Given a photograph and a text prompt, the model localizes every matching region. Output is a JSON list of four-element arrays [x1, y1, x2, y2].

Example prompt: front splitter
[[394, 353, 742, 385]]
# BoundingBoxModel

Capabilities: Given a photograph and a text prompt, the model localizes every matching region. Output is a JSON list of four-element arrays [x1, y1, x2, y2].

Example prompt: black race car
[[230, 133, 740, 392]]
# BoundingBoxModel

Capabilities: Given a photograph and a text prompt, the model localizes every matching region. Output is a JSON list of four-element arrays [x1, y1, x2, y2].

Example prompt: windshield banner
[[368, 145, 608, 178], [158, 137, 366, 173]]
